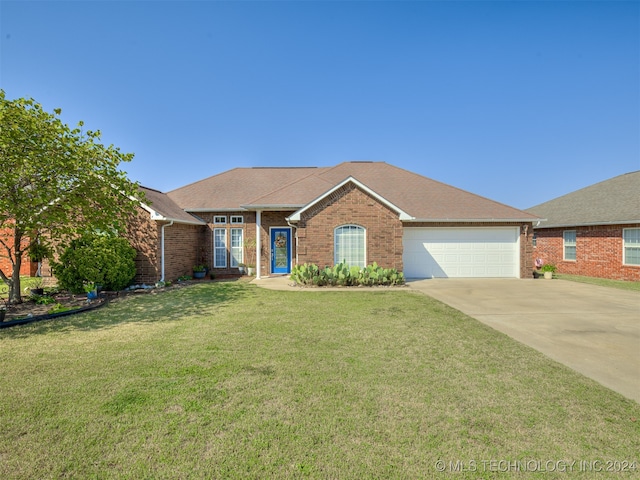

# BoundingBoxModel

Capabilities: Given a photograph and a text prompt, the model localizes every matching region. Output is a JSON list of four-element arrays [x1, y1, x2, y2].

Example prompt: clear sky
[[1, 0, 638, 209]]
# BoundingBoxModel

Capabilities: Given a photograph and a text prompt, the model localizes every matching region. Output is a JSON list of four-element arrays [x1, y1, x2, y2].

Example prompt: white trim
[[287, 177, 413, 222], [230, 227, 244, 267], [334, 224, 367, 268], [563, 229, 577, 261], [269, 226, 292, 274], [160, 220, 174, 282], [623, 227, 640, 266], [213, 228, 227, 268], [138, 202, 205, 225]]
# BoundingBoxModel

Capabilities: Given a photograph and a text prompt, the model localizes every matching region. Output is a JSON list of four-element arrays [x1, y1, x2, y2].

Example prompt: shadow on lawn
[[1, 280, 254, 338]]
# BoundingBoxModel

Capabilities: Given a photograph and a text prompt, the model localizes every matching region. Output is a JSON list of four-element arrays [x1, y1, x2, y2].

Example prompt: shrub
[[290, 262, 405, 287], [52, 234, 137, 293]]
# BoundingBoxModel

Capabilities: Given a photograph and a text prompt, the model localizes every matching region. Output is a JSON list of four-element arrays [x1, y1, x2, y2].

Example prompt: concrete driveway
[[407, 278, 640, 403]]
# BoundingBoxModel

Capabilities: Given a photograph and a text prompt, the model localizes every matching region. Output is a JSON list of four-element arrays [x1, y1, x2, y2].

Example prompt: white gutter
[[256, 210, 262, 279], [160, 220, 174, 282]]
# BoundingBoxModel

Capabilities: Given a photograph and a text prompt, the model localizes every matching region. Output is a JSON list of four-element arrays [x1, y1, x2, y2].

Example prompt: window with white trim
[[230, 228, 244, 267], [214, 216, 227, 224], [214, 228, 227, 268], [334, 225, 366, 268], [623, 228, 640, 266], [563, 230, 576, 261], [230, 216, 244, 224]]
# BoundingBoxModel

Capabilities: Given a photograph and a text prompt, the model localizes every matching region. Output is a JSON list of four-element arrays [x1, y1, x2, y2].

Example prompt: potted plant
[[237, 263, 246, 275], [243, 238, 257, 276], [540, 264, 556, 280], [84, 282, 98, 299], [29, 277, 45, 296], [193, 264, 207, 279]]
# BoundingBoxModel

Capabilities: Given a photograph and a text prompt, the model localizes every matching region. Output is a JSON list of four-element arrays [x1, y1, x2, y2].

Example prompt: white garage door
[[403, 227, 519, 278]]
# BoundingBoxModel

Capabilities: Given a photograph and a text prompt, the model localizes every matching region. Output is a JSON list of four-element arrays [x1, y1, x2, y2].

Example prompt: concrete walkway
[[253, 276, 640, 403]]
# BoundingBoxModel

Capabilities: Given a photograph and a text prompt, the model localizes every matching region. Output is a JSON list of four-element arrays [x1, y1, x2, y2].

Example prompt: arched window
[[334, 225, 366, 268]]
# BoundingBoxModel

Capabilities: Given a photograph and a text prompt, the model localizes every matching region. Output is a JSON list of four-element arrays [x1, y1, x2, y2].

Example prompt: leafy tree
[[0, 91, 144, 303]]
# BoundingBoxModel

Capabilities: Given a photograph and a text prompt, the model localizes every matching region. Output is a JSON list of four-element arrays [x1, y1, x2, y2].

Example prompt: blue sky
[[1, 0, 638, 209]]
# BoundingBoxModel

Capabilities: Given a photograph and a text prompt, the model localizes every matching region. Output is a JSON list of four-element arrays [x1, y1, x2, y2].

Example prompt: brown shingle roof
[[167, 161, 539, 221], [526, 171, 640, 228], [140, 187, 205, 224]]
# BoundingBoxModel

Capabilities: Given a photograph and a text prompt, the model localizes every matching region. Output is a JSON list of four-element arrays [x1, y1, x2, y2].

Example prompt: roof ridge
[[245, 167, 332, 204]]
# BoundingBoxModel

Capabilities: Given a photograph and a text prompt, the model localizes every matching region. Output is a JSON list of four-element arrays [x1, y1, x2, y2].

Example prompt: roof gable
[[526, 171, 640, 228], [287, 177, 413, 222]]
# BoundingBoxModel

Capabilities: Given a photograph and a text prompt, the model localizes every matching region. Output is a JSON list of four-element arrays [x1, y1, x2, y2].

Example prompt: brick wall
[[0, 225, 40, 278], [124, 207, 205, 284], [296, 183, 404, 271], [533, 224, 640, 281]]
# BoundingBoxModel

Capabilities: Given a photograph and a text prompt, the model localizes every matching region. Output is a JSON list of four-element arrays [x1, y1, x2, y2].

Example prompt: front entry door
[[271, 228, 291, 274]]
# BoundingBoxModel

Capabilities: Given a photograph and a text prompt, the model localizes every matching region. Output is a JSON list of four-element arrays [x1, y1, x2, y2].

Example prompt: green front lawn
[[1, 282, 638, 479], [557, 274, 640, 292]]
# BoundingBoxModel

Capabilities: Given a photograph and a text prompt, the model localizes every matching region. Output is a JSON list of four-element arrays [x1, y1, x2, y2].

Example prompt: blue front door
[[271, 228, 291, 274]]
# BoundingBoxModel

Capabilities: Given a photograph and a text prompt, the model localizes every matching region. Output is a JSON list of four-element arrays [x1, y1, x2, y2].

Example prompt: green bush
[[290, 262, 405, 287], [52, 234, 137, 293]]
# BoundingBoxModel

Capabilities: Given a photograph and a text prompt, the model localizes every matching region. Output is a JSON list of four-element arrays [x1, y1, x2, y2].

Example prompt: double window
[[334, 225, 366, 268], [563, 230, 576, 261], [623, 228, 640, 266]]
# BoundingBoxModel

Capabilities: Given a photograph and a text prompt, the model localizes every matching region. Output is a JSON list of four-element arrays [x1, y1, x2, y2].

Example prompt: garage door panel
[[403, 227, 519, 278]]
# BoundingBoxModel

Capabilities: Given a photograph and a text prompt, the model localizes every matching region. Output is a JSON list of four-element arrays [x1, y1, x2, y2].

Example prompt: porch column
[[256, 210, 262, 279]]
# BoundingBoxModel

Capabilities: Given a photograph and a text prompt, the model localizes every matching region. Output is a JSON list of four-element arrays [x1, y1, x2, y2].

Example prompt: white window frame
[[563, 230, 576, 261], [214, 228, 227, 268], [623, 228, 640, 266], [230, 215, 244, 224], [214, 216, 227, 224], [334, 224, 366, 268], [230, 228, 244, 267]]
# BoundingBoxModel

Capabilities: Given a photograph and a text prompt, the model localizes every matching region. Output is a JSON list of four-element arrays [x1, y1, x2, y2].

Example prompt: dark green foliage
[[52, 234, 137, 293], [290, 262, 405, 287]]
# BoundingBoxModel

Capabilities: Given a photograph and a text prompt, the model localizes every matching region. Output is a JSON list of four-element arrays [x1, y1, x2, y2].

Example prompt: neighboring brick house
[[165, 161, 541, 279], [0, 219, 37, 278], [526, 171, 640, 281]]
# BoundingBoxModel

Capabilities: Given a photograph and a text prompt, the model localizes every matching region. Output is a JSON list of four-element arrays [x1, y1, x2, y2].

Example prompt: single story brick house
[[135, 161, 540, 281], [526, 171, 640, 281]]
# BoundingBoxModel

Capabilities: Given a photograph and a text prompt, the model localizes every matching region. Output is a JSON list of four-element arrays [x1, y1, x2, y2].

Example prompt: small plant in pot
[[540, 264, 557, 279], [237, 263, 246, 275], [29, 276, 45, 296], [193, 265, 207, 279], [84, 282, 98, 299]]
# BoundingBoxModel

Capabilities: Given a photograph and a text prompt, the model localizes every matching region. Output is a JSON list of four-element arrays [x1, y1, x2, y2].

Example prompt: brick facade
[[125, 206, 205, 284], [0, 224, 40, 278], [533, 224, 640, 281], [296, 183, 404, 271]]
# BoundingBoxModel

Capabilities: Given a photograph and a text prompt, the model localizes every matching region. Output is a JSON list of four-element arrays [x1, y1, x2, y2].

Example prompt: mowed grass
[[1, 281, 638, 479], [557, 274, 640, 292]]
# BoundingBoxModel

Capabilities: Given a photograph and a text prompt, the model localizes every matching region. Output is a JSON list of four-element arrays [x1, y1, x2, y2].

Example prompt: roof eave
[[403, 218, 541, 223], [534, 219, 640, 229]]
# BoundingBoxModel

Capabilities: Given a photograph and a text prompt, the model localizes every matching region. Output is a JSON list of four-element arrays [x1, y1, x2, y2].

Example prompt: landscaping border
[[0, 297, 107, 329]]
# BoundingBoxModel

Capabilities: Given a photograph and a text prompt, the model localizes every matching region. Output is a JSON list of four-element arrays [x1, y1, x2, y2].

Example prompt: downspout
[[256, 210, 262, 279], [286, 218, 298, 266], [160, 220, 174, 282]]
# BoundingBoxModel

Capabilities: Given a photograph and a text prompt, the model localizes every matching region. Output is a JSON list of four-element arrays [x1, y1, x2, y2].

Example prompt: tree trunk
[[8, 229, 23, 304]]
